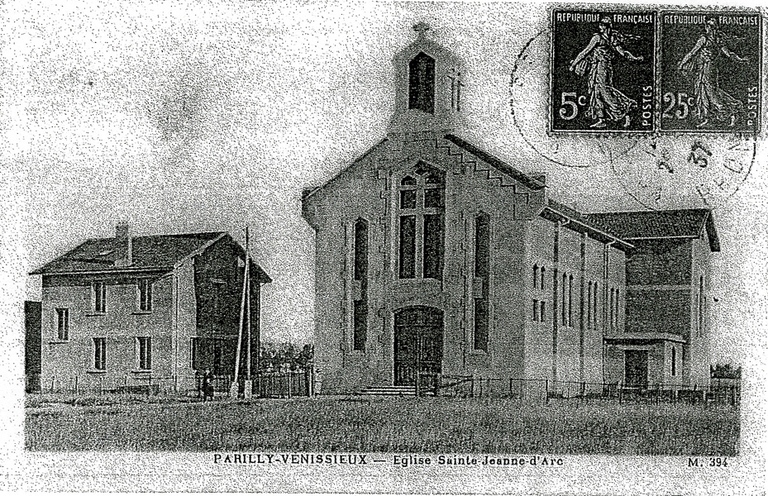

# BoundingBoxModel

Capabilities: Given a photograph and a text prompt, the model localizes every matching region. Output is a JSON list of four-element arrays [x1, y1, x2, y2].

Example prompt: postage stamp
[[658, 11, 762, 133], [550, 9, 657, 133]]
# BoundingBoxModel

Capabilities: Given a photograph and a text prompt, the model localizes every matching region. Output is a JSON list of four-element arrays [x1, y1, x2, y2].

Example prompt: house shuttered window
[[93, 337, 106, 371], [136, 337, 151, 370]]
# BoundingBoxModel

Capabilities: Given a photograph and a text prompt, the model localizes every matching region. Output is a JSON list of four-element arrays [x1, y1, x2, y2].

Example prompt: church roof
[[583, 209, 720, 252], [444, 135, 545, 191], [542, 199, 634, 250]]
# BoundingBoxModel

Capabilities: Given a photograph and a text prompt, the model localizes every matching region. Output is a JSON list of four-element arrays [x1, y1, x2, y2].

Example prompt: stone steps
[[359, 385, 417, 396]]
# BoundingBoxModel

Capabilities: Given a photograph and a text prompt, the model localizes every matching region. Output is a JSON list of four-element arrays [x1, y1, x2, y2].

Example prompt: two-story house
[[30, 224, 270, 393]]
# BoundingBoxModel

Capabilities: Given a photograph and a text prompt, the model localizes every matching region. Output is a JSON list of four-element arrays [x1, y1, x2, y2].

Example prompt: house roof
[[30, 232, 266, 276], [583, 209, 720, 252]]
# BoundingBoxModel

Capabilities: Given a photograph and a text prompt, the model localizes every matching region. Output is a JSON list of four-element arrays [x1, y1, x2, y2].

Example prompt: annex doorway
[[624, 350, 649, 388], [394, 306, 443, 388]]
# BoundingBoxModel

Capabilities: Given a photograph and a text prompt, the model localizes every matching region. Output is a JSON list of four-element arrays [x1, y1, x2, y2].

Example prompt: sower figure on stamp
[[569, 16, 644, 129], [202, 368, 214, 402], [677, 17, 748, 129]]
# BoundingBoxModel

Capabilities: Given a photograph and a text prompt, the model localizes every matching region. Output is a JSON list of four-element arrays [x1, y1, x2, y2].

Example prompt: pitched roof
[[31, 232, 226, 275], [583, 209, 720, 252], [541, 199, 634, 250], [443, 134, 545, 191]]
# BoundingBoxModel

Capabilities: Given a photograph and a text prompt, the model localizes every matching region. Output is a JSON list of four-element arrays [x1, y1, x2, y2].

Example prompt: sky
[[2, 0, 766, 367]]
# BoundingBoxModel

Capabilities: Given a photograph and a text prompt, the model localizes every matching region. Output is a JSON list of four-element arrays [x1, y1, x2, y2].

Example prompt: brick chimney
[[114, 222, 132, 267]]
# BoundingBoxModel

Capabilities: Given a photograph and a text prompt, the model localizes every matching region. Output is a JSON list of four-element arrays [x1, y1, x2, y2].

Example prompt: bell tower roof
[[387, 23, 467, 136]]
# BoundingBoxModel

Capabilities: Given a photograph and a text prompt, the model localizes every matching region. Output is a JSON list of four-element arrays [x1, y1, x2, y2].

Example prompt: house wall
[[192, 236, 263, 385], [40, 271, 174, 392], [625, 239, 692, 336], [689, 235, 712, 387], [304, 132, 547, 393]]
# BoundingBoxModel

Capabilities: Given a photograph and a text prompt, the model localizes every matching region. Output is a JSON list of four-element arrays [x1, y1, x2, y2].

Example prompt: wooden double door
[[394, 307, 443, 387]]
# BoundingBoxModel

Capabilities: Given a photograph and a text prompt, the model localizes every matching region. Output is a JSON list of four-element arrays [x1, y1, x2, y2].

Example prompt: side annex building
[[301, 25, 716, 395]]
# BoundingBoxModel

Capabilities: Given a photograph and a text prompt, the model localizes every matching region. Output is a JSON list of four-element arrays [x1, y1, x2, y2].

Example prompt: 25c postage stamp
[[659, 11, 762, 133], [550, 10, 657, 133]]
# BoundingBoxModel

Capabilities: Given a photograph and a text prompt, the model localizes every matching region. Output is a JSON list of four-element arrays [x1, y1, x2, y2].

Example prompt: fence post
[[287, 372, 292, 399], [74, 375, 78, 395]]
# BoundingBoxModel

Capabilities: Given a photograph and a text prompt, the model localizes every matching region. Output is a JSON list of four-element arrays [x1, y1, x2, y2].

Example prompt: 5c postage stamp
[[550, 9, 657, 133], [659, 11, 762, 133]]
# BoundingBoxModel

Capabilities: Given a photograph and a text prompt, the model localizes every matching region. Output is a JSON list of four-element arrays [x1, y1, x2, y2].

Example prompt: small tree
[[710, 363, 741, 379]]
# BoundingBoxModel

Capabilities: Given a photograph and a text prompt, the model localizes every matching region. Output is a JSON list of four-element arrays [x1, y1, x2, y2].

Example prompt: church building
[[301, 24, 715, 395]]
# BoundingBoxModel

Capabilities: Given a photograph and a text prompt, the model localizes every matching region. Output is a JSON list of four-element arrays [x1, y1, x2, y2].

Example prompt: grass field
[[25, 396, 739, 455]]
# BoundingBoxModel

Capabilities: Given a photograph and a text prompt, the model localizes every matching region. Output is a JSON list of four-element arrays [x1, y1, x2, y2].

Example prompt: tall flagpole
[[244, 226, 253, 398], [231, 227, 249, 399]]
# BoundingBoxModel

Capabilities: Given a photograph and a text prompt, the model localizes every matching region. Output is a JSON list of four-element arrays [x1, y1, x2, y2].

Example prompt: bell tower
[[388, 23, 467, 135]]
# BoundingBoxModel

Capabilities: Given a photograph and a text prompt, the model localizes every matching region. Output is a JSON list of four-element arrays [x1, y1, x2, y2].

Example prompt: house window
[[55, 308, 69, 341], [540, 301, 546, 323], [474, 213, 490, 352], [138, 279, 153, 312], [533, 265, 539, 289], [136, 337, 151, 370], [191, 337, 199, 370], [93, 337, 106, 371], [92, 281, 106, 313], [533, 299, 539, 322], [398, 165, 445, 280], [408, 52, 435, 114], [540, 267, 545, 291], [671, 346, 676, 376], [353, 218, 368, 352]]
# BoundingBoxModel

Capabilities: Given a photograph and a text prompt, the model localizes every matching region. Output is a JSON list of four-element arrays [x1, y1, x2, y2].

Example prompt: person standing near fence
[[202, 368, 214, 402]]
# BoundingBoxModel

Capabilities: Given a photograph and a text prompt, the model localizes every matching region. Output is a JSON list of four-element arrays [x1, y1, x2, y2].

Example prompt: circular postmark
[[510, 29, 642, 168], [609, 133, 757, 211]]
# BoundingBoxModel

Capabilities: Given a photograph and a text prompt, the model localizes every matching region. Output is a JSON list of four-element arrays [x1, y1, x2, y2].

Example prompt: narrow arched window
[[587, 282, 592, 328], [353, 219, 369, 351], [593, 282, 598, 327], [540, 267, 545, 290], [562, 273, 567, 325], [408, 52, 435, 114], [671, 346, 677, 376], [533, 265, 539, 289], [698, 275, 704, 337], [474, 212, 490, 351], [568, 274, 573, 327]]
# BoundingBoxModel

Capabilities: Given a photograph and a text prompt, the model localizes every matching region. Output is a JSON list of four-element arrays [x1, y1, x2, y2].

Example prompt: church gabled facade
[[301, 24, 716, 395]]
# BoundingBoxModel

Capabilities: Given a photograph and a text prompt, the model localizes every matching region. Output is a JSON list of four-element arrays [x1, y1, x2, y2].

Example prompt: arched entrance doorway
[[394, 307, 443, 387]]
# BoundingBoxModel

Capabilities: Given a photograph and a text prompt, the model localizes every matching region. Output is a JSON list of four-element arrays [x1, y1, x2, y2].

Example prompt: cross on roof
[[413, 22, 430, 38]]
